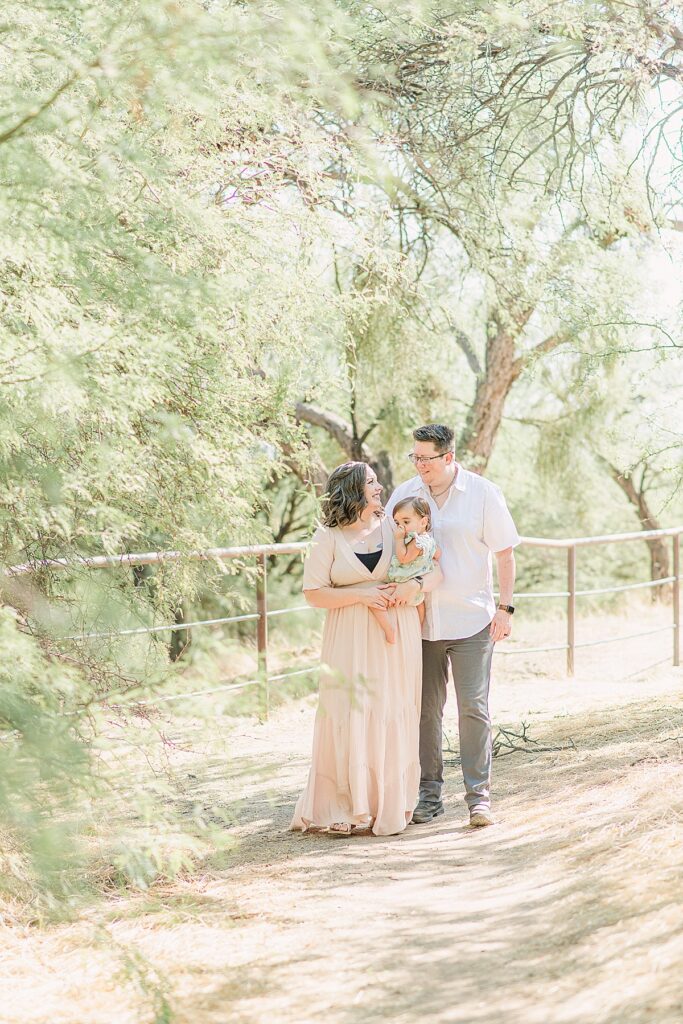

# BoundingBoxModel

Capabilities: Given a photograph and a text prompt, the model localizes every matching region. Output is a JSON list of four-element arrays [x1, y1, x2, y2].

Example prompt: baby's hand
[[393, 524, 406, 540]]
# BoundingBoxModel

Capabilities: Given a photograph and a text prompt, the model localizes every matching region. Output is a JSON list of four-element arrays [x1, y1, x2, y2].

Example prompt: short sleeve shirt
[[384, 466, 520, 640]]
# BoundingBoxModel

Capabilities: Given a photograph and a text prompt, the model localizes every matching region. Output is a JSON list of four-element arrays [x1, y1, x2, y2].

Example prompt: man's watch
[[497, 603, 515, 614]]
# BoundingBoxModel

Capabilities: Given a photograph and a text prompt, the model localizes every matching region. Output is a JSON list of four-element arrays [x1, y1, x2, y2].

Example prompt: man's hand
[[389, 579, 421, 606], [489, 609, 512, 642]]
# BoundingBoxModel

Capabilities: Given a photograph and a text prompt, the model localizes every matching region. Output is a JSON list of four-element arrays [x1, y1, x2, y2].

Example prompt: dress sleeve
[[302, 527, 335, 590], [482, 485, 520, 553]]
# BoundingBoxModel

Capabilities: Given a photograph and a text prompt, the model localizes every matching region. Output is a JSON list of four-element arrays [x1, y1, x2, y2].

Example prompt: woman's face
[[364, 468, 383, 512]]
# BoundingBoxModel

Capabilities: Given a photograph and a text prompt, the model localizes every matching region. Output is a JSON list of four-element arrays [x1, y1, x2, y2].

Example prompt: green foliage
[[1, 0, 681, 911], [0, 607, 89, 905], [1, 3, 336, 565], [0, 0, 356, 905]]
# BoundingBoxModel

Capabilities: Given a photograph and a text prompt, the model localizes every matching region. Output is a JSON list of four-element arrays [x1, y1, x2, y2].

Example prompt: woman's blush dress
[[290, 518, 422, 836]]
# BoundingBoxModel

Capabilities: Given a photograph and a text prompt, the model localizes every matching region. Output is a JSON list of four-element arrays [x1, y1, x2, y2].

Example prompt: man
[[384, 424, 519, 827]]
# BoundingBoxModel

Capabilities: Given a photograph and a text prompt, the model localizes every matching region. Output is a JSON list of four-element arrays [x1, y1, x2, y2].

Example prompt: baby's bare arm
[[394, 529, 421, 565], [398, 543, 422, 565]]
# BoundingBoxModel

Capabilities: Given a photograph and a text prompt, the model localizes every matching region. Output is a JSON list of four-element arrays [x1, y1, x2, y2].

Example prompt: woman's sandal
[[328, 822, 354, 835]]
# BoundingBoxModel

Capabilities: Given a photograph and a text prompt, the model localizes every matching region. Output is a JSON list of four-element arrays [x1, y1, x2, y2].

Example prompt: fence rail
[[5, 528, 682, 710]]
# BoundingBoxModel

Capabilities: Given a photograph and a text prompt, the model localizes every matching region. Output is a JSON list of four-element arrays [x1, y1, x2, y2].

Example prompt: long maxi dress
[[290, 517, 422, 836]]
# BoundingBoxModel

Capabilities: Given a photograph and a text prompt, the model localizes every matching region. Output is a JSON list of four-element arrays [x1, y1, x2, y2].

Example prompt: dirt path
[[4, 638, 683, 1024]]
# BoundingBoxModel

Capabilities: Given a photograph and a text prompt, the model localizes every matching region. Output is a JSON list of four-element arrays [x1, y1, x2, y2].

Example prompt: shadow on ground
[[142, 694, 683, 1024]]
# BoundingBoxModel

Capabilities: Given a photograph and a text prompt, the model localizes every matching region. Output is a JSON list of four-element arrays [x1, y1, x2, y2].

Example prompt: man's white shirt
[[384, 466, 520, 641]]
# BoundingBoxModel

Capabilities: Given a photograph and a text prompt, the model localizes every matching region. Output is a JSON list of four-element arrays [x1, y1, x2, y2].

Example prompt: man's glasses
[[407, 451, 453, 465]]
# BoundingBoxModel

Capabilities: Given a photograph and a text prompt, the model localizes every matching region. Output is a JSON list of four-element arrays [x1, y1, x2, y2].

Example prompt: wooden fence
[[6, 527, 682, 712]]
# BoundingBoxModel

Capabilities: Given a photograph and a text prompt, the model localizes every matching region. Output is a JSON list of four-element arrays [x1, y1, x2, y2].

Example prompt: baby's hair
[[393, 497, 432, 532]]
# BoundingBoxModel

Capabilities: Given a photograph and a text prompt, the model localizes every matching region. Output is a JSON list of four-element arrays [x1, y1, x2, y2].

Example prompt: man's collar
[[416, 463, 466, 498]]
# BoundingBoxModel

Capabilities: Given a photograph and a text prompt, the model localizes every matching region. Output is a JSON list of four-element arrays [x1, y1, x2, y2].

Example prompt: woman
[[290, 461, 441, 837]]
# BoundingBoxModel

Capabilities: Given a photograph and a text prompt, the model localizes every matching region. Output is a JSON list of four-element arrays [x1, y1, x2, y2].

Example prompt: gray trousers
[[420, 625, 494, 810]]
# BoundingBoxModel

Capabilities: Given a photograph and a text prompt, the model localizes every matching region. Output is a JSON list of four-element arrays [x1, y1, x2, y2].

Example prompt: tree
[[515, 348, 682, 590], [2, 0, 682, 903], [598, 456, 671, 594], [0, 0, 373, 897], [274, 2, 683, 481]]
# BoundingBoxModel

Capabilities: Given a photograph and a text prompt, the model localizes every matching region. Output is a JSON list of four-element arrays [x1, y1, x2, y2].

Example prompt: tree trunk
[[607, 463, 670, 600], [458, 320, 520, 473], [368, 448, 394, 494]]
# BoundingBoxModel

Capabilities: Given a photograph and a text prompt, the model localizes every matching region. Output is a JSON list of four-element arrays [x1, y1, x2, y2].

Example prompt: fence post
[[567, 545, 576, 677], [674, 534, 680, 669], [256, 552, 269, 717]]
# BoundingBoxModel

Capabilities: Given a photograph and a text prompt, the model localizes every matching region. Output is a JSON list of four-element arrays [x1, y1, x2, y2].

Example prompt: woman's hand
[[359, 588, 393, 610]]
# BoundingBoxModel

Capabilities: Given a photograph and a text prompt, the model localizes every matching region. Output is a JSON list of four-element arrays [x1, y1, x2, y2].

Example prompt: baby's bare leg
[[417, 602, 425, 628], [370, 607, 396, 644]]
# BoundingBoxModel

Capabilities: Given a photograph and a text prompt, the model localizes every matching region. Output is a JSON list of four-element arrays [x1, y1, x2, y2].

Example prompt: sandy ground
[[3, 609, 683, 1024]]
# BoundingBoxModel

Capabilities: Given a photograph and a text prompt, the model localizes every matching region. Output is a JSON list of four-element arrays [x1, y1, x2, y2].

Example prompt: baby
[[372, 497, 440, 644]]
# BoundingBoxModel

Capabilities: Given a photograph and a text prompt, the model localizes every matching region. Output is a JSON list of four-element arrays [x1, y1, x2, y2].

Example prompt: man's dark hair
[[412, 423, 454, 454]]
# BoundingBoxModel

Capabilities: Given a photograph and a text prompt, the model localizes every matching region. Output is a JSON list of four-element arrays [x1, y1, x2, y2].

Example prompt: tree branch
[[295, 402, 362, 459], [280, 440, 329, 495], [451, 325, 483, 377], [0, 69, 84, 146], [510, 326, 574, 379], [294, 402, 393, 490]]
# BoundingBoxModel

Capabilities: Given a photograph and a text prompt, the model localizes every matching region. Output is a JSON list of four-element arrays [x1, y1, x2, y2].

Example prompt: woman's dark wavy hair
[[321, 461, 373, 528]]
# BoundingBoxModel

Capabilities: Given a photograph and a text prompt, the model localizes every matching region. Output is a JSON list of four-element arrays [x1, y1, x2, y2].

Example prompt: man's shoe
[[411, 799, 444, 824], [469, 806, 494, 827]]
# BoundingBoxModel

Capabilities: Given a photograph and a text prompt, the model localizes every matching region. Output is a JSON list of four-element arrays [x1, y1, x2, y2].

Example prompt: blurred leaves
[[0, 0, 682, 910]]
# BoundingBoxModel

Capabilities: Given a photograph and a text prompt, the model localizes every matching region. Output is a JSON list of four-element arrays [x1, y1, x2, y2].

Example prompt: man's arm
[[419, 562, 443, 594], [490, 546, 516, 642], [379, 562, 443, 604]]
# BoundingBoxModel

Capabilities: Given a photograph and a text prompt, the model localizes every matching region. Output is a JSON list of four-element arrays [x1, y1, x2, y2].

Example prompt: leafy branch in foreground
[[0, 0, 361, 905]]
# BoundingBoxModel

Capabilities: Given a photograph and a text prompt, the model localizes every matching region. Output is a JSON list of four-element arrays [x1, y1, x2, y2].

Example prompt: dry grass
[[2, 606, 683, 1024]]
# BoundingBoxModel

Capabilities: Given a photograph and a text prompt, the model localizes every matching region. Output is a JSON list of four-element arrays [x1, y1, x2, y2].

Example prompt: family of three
[[290, 423, 520, 836]]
